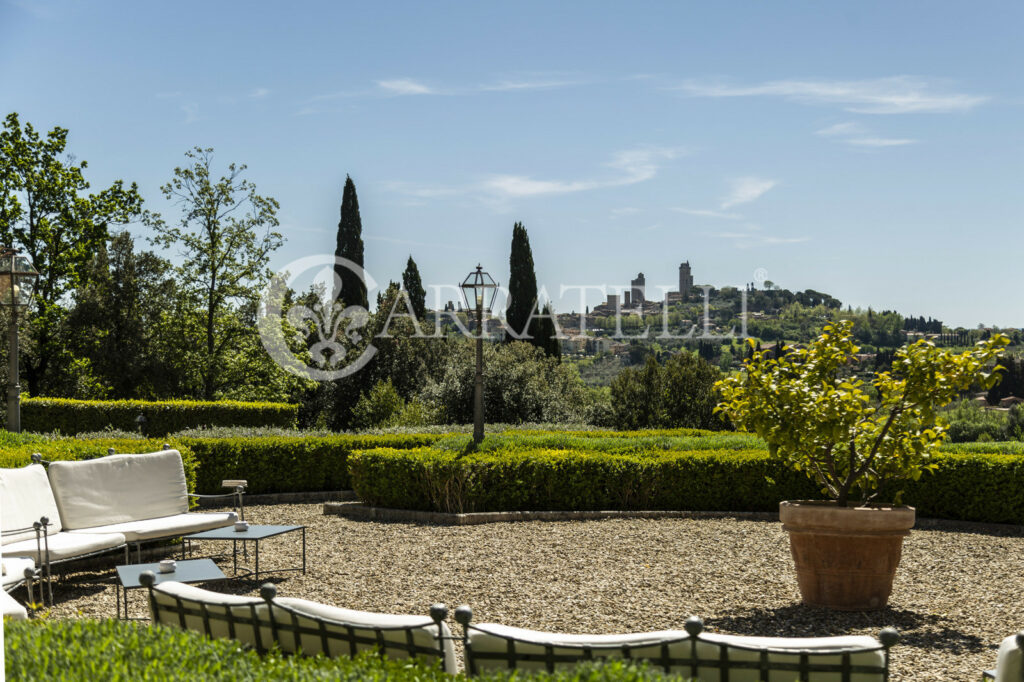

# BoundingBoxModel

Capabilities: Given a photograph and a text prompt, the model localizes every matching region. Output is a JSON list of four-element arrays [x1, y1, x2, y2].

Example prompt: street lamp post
[[0, 247, 40, 433], [460, 264, 498, 445]]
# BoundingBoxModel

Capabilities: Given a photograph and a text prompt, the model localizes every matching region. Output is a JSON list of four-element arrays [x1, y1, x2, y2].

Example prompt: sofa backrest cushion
[[467, 623, 887, 681], [48, 450, 188, 530], [1, 464, 62, 544], [994, 634, 1023, 682]]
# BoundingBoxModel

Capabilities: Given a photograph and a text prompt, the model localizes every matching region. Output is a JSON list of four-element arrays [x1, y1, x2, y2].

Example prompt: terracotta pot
[[779, 500, 915, 611]]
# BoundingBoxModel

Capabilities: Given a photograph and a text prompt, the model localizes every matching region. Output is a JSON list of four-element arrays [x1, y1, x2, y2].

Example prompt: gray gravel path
[[33, 504, 1024, 681]]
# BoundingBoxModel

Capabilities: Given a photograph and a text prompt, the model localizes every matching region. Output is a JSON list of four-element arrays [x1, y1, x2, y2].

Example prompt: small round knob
[[454, 605, 473, 626], [684, 616, 704, 637], [260, 583, 277, 601], [139, 571, 156, 587], [429, 603, 448, 624], [879, 628, 899, 648]]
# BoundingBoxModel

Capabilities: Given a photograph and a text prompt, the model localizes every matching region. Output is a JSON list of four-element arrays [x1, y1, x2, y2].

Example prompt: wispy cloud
[[720, 177, 777, 209], [815, 122, 867, 137], [610, 207, 642, 219], [710, 224, 808, 249], [249, 87, 270, 99], [180, 103, 199, 124], [390, 146, 683, 201], [376, 79, 436, 96], [482, 147, 683, 198], [676, 76, 987, 114], [479, 79, 582, 92], [672, 207, 741, 220], [846, 137, 917, 147]]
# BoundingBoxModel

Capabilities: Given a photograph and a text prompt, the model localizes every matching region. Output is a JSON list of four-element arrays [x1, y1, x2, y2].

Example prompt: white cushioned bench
[[456, 608, 898, 681], [141, 575, 457, 674], [1, 556, 37, 621], [1, 462, 127, 603], [48, 450, 237, 550]]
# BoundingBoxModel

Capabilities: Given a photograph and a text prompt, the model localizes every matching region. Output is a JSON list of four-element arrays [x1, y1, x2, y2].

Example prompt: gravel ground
[[32, 503, 1024, 681]]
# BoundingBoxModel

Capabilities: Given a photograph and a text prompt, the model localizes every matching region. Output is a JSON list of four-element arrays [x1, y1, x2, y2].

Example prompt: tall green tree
[[333, 175, 367, 309], [146, 147, 283, 399], [0, 112, 143, 394], [506, 222, 538, 342], [401, 255, 426, 320]]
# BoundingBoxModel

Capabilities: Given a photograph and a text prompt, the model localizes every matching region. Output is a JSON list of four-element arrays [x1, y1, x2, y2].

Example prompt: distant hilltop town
[[591, 261, 695, 315]]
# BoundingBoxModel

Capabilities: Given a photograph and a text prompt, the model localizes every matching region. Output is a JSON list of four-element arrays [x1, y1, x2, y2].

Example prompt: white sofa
[[141, 575, 457, 674], [46, 449, 237, 557], [456, 609, 898, 681], [1, 462, 128, 602], [984, 633, 1024, 681]]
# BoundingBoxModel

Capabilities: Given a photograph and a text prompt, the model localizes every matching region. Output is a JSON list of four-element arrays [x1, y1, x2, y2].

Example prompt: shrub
[[350, 442, 1024, 523], [180, 433, 445, 494], [609, 353, 724, 430], [4, 618, 688, 681], [21, 397, 298, 436]]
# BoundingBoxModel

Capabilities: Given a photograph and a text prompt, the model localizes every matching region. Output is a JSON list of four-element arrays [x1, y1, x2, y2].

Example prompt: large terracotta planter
[[779, 500, 915, 611]]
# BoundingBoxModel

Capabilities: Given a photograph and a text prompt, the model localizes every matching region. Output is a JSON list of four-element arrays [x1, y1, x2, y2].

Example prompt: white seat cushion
[[149, 581, 275, 648], [994, 634, 1023, 681], [1, 557, 35, 589], [47, 450, 188, 530], [0, 588, 27, 621], [2, 531, 125, 563], [1, 464, 63, 544], [274, 597, 457, 673], [67, 512, 236, 543], [468, 623, 886, 681]]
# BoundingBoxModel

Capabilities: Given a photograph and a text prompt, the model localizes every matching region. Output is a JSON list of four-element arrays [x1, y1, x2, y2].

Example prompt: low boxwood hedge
[[349, 445, 1024, 523], [22, 397, 298, 436], [4, 618, 688, 681], [180, 433, 445, 495]]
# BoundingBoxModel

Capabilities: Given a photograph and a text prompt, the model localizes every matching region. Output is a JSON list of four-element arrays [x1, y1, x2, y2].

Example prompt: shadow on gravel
[[705, 604, 988, 653]]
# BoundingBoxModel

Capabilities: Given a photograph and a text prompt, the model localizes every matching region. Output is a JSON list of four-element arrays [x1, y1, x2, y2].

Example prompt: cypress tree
[[534, 303, 562, 361], [402, 255, 427, 320], [334, 175, 367, 309], [506, 221, 538, 342]]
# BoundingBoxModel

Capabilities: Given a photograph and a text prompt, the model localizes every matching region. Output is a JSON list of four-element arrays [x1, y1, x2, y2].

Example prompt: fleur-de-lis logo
[[257, 255, 377, 380]]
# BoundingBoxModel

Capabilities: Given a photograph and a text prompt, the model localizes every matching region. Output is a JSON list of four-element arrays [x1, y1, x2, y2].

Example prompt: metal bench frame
[[140, 572, 454, 670], [455, 606, 899, 681]]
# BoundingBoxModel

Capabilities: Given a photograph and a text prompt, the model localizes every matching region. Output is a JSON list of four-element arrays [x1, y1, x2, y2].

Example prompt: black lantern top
[[0, 248, 39, 308], [460, 264, 498, 313]]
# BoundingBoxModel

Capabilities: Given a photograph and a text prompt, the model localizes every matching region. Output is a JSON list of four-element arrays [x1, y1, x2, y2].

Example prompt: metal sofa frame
[[455, 606, 900, 681], [140, 572, 455, 671]]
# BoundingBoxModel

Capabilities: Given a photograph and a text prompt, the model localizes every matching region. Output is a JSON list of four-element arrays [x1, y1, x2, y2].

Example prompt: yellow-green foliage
[[22, 397, 298, 436]]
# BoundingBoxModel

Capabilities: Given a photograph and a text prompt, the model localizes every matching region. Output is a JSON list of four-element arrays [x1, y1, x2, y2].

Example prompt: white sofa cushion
[[274, 597, 457, 673], [1, 557, 35, 589], [148, 581, 275, 648], [994, 634, 1023, 681], [2, 531, 125, 563], [1, 464, 62, 544], [0, 588, 27, 621], [468, 623, 886, 681], [67, 512, 236, 543]]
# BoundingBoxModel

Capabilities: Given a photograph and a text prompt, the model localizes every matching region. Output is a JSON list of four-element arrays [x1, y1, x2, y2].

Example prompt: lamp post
[[460, 264, 498, 444], [0, 247, 39, 433]]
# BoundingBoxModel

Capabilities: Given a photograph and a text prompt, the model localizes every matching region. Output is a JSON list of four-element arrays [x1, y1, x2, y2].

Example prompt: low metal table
[[115, 558, 225, 620], [183, 524, 306, 582]]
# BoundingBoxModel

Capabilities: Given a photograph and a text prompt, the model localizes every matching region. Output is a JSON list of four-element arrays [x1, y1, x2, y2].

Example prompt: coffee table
[[115, 558, 225, 620], [183, 524, 306, 582]]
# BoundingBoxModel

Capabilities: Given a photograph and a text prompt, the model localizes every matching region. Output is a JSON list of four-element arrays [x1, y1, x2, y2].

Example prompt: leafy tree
[[717, 321, 1008, 506], [333, 175, 367, 310], [661, 351, 722, 429], [609, 356, 664, 429], [401, 255, 426, 320], [0, 112, 143, 394], [146, 147, 283, 399]]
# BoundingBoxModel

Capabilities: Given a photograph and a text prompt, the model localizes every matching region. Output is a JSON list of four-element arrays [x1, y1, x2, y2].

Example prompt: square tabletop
[[117, 558, 225, 589], [184, 524, 304, 541]]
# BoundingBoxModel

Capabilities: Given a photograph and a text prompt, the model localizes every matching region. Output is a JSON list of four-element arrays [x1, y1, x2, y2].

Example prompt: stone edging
[[322, 502, 779, 526]]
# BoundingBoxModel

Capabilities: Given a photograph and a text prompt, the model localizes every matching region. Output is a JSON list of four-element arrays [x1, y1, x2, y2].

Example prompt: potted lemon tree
[[716, 321, 1007, 610]]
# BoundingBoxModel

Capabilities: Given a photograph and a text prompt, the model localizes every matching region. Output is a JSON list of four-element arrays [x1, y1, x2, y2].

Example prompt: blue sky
[[2, 1, 1021, 327]]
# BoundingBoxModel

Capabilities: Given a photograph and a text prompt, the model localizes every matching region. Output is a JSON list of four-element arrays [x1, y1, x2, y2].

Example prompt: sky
[[1, 1, 1021, 328]]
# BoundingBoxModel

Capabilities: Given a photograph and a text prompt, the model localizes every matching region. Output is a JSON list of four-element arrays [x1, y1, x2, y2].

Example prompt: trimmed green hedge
[[0, 438, 198, 497], [22, 397, 298, 436], [4, 618, 687, 681], [350, 445, 1024, 523], [180, 433, 445, 495]]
